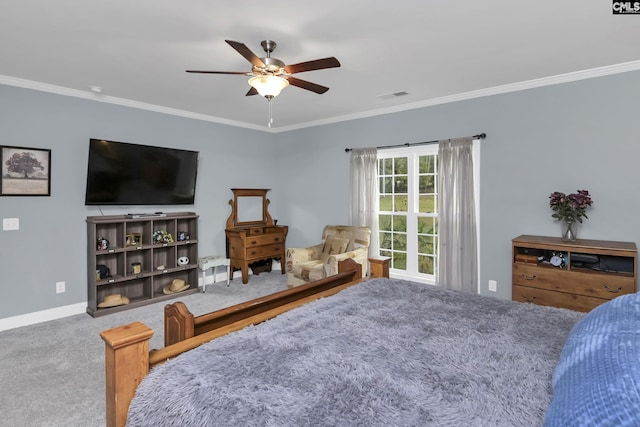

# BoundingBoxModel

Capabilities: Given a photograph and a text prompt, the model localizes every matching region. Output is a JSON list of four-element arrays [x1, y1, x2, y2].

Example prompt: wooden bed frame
[[100, 259, 365, 427]]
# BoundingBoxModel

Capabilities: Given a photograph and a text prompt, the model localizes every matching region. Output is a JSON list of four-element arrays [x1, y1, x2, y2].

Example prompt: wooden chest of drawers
[[226, 225, 288, 284], [512, 235, 637, 312]]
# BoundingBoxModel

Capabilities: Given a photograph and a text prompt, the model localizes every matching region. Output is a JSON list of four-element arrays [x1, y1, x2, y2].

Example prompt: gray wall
[[0, 85, 277, 318], [1, 69, 639, 320], [276, 70, 640, 299]]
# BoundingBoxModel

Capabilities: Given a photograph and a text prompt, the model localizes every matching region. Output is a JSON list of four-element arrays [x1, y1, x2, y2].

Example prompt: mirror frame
[[226, 188, 273, 229]]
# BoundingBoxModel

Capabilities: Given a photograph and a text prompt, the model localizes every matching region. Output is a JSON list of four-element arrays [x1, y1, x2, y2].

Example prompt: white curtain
[[437, 137, 477, 293], [349, 148, 379, 257]]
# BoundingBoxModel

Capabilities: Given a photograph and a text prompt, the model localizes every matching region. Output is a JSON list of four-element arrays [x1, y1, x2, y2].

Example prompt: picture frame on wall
[[1, 145, 51, 196]]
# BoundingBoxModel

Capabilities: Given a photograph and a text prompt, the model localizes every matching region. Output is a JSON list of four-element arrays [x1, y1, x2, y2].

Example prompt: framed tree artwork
[[1, 145, 51, 196]]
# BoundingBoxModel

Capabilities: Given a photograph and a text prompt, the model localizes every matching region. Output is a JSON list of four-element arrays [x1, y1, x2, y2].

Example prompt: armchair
[[285, 225, 371, 288]]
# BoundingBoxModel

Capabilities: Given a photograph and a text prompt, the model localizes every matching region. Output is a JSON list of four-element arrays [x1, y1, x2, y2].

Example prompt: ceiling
[[1, 1, 639, 131]]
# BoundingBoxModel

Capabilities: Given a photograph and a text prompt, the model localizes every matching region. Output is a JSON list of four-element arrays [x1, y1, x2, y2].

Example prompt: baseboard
[[0, 302, 86, 332], [1, 263, 284, 332]]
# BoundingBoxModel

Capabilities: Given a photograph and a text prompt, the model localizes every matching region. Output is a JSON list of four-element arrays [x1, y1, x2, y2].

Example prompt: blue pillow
[[544, 293, 640, 426]]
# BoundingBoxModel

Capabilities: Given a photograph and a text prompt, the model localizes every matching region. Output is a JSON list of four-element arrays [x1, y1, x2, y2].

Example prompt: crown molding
[[2, 60, 639, 133], [276, 60, 640, 132]]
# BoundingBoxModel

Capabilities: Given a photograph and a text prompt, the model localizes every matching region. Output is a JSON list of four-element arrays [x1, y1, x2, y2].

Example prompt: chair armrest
[[286, 244, 323, 265], [325, 247, 369, 278]]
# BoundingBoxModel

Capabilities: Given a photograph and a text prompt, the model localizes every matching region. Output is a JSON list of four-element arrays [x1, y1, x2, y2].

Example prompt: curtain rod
[[344, 133, 486, 152]]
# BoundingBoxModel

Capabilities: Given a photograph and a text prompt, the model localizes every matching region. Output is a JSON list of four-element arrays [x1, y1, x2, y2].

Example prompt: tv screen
[[85, 139, 199, 205]]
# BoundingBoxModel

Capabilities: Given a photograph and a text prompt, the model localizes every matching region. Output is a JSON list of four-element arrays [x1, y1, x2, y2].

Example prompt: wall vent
[[377, 91, 409, 100]]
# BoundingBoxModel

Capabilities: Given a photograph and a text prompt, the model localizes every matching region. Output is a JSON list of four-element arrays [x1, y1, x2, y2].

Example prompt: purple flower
[[549, 190, 593, 223]]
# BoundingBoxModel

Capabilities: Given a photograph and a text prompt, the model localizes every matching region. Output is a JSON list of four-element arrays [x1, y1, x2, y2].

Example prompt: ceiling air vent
[[377, 91, 409, 100]]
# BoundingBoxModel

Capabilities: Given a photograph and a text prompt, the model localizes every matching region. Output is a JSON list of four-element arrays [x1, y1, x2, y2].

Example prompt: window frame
[[376, 141, 480, 286]]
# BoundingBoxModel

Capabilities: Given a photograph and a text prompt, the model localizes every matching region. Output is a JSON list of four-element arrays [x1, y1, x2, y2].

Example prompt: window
[[378, 145, 439, 283]]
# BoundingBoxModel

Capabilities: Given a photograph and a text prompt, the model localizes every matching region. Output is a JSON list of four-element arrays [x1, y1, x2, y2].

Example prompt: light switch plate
[[3, 218, 19, 231]]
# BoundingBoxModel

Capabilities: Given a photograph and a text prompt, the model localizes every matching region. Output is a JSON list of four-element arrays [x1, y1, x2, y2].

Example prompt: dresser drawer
[[513, 263, 634, 299], [512, 264, 568, 290], [512, 284, 607, 312], [246, 234, 284, 247], [246, 244, 283, 260]]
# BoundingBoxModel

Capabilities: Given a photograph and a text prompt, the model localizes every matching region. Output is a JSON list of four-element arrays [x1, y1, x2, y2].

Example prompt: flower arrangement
[[549, 190, 593, 223]]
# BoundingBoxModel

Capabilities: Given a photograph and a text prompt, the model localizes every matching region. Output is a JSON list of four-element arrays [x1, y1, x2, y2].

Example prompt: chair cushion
[[292, 260, 325, 282], [322, 236, 350, 256]]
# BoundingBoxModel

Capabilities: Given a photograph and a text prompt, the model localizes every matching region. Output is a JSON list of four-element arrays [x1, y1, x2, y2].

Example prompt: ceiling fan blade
[[186, 70, 249, 75], [225, 40, 265, 68], [287, 77, 330, 94], [245, 87, 258, 96], [284, 57, 341, 74]]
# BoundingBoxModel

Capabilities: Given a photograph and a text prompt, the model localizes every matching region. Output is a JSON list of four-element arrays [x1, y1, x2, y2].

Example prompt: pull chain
[[265, 94, 274, 128]]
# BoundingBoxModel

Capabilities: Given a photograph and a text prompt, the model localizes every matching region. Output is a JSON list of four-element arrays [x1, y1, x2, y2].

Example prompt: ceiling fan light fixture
[[248, 75, 289, 98]]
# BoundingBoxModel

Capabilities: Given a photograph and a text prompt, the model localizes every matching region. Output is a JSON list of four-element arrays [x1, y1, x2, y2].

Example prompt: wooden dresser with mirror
[[225, 188, 288, 284]]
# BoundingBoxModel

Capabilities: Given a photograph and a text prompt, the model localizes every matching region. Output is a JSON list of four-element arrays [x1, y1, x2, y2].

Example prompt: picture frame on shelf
[[126, 233, 143, 247], [1, 145, 51, 196]]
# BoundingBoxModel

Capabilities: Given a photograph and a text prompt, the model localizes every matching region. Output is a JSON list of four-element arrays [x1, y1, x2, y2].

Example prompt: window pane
[[379, 195, 392, 212], [418, 194, 435, 213], [418, 255, 434, 274], [419, 175, 435, 193], [393, 233, 407, 251], [419, 155, 435, 174], [392, 215, 406, 232], [394, 157, 408, 174], [418, 235, 435, 254], [393, 252, 407, 270], [379, 231, 392, 250], [379, 215, 391, 231], [380, 177, 392, 194], [418, 216, 435, 234], [394, 176, 408, 193], [394, 195, 407, 212]]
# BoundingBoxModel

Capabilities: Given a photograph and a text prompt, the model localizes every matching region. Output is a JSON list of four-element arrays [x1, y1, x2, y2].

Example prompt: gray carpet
[[0, 271, 288, 427], [128, 278, 584, 427]]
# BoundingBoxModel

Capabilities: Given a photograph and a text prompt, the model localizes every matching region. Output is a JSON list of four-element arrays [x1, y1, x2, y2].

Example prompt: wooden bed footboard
[[100, 258, 363, 427]]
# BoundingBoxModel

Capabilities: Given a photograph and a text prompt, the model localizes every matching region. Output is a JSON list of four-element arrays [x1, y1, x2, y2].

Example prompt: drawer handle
[[521, 273, 537, 280], [604, 283, 622, 293], [251, 251, 256, 255], [274, 237, 280, 242], [521, 294, 536, 303], [251, 240, 257, 245]]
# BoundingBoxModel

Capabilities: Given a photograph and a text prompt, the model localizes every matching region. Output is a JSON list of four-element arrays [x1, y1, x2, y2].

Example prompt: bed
[[102, 262, 640, 426]]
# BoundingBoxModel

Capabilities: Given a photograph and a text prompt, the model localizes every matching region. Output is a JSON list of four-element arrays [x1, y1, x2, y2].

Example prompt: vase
[[561, 220, 577, 242]]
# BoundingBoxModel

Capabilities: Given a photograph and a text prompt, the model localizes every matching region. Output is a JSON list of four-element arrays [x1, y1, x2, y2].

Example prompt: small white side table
[[198, 256, 230, 292]]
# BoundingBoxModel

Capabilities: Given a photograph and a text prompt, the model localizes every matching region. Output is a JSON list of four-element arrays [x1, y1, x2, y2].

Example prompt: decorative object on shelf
[[177, 256, 190, 266], [98, 294, 130, 308], [177, 231, 189, 241], [153, 230, 174, 244], [126, 233, 142, 246], [549, 190, 593, 241], [96, 264, 111, 280], [97, 237, 109, 250], [163, 278, 190, 294], [131, 262, 142, 274]]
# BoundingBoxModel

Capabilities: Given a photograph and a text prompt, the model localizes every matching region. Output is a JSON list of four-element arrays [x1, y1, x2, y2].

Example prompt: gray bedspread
[[127, 278, 583, 427]]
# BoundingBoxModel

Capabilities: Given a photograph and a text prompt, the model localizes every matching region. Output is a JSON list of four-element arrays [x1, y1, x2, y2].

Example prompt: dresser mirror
[[237, 196, 264, 223], [226, 188, 273, 229]]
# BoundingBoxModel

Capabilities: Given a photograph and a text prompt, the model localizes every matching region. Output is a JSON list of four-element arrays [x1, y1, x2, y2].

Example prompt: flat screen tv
[[85, 139, 199, 205]]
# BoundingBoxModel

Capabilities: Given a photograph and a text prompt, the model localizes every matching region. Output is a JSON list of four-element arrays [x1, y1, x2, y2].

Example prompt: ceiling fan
[[186, 39, 341, 100]]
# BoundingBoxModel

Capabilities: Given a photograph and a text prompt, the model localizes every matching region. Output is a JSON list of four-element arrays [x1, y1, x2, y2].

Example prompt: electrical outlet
[[488, 280, 497, 292], [56, 281, 66, 294]]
